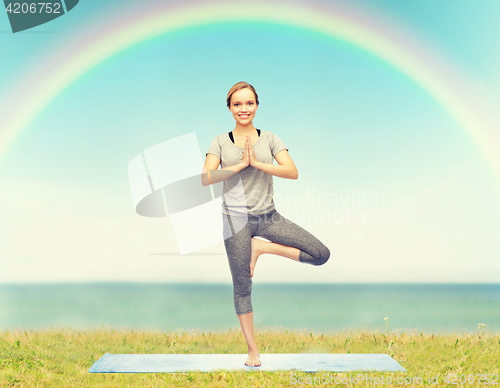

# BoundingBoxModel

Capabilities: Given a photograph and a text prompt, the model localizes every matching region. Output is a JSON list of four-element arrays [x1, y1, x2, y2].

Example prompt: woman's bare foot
[[245, 349, 261, 367], [250, 237, 265, 277]]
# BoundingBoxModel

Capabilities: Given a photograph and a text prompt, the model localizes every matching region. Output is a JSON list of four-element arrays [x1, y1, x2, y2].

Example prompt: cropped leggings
[[222, 209, 330, 315]]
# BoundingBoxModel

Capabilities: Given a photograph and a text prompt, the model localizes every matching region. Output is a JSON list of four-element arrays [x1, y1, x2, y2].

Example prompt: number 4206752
[[5, 3, 62, 14]]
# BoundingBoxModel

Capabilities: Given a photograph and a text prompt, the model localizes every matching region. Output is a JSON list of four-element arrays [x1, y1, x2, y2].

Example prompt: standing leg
[[236, 313, 260, 366], [222, 213, 261, 366]]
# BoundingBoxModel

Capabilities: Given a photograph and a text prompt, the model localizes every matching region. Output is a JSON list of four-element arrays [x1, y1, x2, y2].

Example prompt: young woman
[[202, 81, 330, 367]]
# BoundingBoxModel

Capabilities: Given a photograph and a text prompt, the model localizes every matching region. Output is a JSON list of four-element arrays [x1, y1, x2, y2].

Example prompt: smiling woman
[[227, 83, 260, 130], [202, 81, 331, 367]]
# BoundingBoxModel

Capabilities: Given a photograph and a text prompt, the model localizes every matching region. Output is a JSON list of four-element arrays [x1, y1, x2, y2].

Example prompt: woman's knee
[[234, 290, 252, 315], [298, 243, 330, 266], [314, 243, 330, 266]]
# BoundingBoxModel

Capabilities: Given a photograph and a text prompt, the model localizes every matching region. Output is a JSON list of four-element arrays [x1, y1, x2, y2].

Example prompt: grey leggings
[[222, 209, 330, 315]]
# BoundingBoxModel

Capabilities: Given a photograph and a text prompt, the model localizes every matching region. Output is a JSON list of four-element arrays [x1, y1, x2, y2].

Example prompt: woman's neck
[[233, 123, 257, 136]]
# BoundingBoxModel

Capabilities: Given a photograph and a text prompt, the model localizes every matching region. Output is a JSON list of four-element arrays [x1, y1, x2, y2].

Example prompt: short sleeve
[[206, 136, 221, 159], [270, 133, 288, 158]]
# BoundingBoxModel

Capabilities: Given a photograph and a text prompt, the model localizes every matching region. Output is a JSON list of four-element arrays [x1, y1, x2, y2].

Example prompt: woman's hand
[[247, 136, 258, 166], [241, 136, 250, 168]]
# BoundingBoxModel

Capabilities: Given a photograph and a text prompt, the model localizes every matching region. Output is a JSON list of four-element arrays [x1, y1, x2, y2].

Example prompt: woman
[[202, 81, 330, 367]]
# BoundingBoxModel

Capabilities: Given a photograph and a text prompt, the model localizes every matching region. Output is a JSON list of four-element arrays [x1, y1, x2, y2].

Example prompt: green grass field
[[1, 326, 498, 387]]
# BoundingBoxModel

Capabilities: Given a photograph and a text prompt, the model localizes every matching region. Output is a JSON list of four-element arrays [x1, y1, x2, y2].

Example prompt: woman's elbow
[[291, 168, 298, 180], [201, 173, 209, 186]]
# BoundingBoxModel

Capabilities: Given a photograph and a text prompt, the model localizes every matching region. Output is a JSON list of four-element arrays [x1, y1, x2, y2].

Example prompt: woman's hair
[[226, 81, 259, 108]]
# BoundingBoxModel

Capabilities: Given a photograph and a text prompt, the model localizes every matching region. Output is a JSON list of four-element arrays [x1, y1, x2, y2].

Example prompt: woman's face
[[228, 88, 258, 125]]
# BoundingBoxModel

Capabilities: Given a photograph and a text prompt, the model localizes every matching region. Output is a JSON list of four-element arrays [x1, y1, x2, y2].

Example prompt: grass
[[0, 326, 499, 387]]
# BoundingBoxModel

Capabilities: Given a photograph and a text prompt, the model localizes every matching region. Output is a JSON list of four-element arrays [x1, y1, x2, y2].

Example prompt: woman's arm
[[248, 138, 298, 180]]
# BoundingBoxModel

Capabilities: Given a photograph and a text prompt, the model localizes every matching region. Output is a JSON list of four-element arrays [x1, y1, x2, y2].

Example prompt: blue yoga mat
[[88, 353, 407, 373]]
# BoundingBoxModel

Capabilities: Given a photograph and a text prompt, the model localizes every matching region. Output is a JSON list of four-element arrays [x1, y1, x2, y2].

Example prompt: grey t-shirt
[[206, 130, 288, 216]]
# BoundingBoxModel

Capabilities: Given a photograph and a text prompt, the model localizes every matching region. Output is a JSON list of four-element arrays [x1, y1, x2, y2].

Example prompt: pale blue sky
[[0, 0, 499, 283]]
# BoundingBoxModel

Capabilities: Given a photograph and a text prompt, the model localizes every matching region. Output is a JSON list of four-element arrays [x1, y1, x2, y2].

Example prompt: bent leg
[[256, 211, 330, 266]]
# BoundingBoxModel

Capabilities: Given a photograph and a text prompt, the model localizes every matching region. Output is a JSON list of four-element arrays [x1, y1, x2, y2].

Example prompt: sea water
[[0, 283, 498, 334]]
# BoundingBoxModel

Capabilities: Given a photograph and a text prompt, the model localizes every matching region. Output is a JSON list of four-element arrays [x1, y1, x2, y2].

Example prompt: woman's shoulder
[[211, 132, 230, 143], [260, 129, 273, 137]]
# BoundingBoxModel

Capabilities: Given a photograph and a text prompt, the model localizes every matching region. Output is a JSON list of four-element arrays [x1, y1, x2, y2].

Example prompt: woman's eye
[[248, 102, 253, 105]]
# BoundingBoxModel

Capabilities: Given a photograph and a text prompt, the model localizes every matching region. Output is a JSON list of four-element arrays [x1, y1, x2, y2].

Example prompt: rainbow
[[1, 0, 499, 189]]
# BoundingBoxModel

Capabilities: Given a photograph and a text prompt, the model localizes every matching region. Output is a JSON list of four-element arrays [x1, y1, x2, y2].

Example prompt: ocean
[[0, 283, 499, 334]]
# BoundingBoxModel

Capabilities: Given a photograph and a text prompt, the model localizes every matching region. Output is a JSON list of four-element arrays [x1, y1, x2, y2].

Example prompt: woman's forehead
[[232, 89, 255, 101]]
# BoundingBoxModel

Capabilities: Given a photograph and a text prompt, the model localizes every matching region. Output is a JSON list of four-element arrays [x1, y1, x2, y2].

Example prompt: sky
[[0, 0, 499, 284]]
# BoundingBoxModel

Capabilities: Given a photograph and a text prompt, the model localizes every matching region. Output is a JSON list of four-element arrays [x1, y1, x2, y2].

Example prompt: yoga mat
[[88, 353, 407, 373]]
